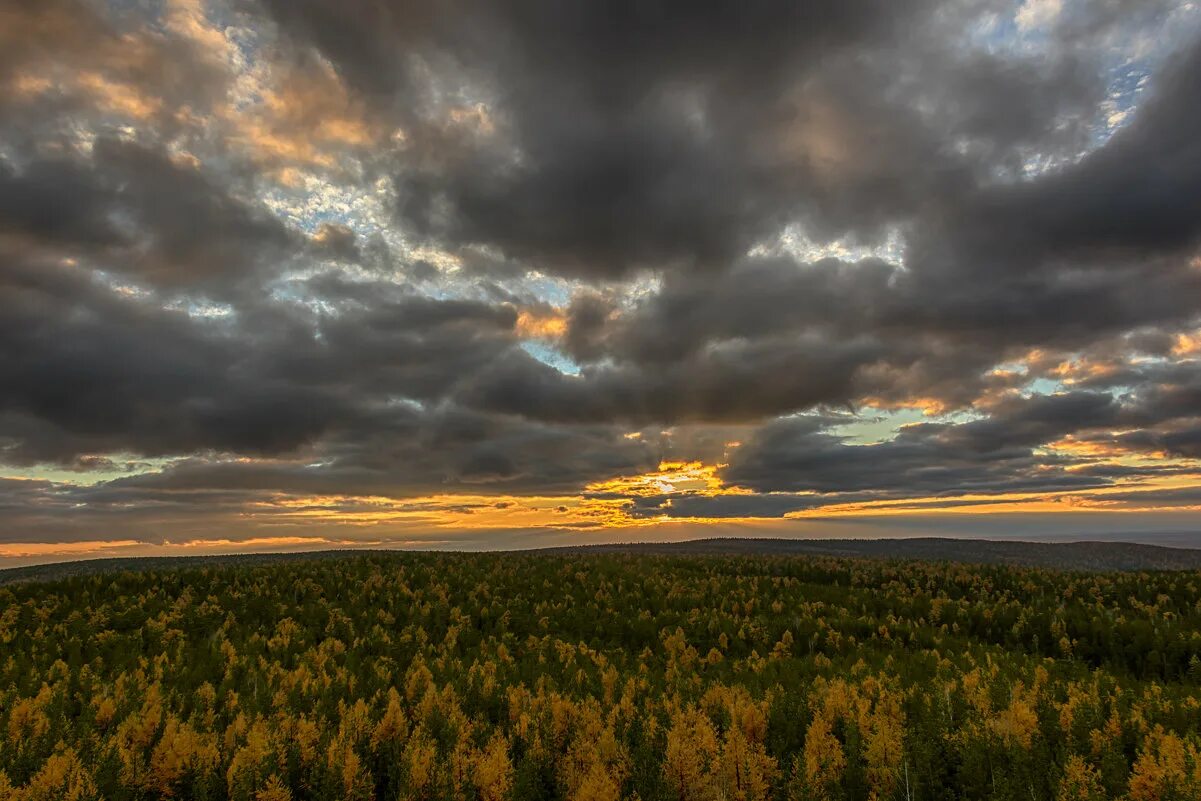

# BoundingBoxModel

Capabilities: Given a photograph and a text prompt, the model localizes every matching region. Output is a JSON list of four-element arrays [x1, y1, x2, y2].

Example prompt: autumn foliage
[[0, 552, 1199, 800]]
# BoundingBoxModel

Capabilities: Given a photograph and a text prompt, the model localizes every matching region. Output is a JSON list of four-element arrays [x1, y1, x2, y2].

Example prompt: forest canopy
[[1, 552, 1200, 800]]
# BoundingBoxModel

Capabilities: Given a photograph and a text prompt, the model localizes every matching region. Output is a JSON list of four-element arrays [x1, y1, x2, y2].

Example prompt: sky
[[2, 0, 1201, 564]]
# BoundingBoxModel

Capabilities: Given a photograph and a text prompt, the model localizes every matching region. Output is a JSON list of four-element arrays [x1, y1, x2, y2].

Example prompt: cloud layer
[[1, 0, 1201, 556]]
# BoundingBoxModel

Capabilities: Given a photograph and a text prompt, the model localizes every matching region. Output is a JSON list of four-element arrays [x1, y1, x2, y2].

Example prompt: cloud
[[1, 0, 1201, 553], [721, 395, 1117, 496], [264, 0, 1080, 279], [0, 139, 298, 296]]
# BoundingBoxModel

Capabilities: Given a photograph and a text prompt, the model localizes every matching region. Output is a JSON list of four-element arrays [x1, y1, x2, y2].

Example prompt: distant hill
[[2, 536, 1200, 585], [0, 551, 362, 586], [541, 536, 1201, 571]]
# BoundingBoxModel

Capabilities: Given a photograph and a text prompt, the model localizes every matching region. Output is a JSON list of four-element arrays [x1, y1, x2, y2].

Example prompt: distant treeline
[[6, 536, 1201, 590], [540, 536, 1201, 571]]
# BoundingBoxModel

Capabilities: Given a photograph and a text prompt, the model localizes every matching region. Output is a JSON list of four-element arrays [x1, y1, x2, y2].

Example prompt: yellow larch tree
[[1127, 727, 1201, 801], [146, 715, 220, 796], [664, 706, 720, 801], [802, 714, 846, 801], [254, 775, 293, 801], [401, 729, 437, 800], [574, 762, 624, 801], [1056, 755, 1105, 801], [16, 747, 97, 801], [474, 731, 515, 801]]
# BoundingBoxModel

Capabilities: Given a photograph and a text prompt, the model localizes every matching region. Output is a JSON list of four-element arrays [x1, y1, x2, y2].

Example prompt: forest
[[1, 551, 1199, 800]]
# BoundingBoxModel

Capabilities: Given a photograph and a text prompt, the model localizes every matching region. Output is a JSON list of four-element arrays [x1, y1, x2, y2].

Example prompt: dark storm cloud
[[704, 375, 1201, 509], [546, 24, 1201, 397], [0, 250, 341, 463], [601, 390, 1182, 519], [908, 37, 1201, 287], [722, 393, 1123, 495], [261, 0, 921, 266], [2, 0, 1201, 545], [0, 403, 662, 546], [261, 0, 1119, 279], [0, 139, 299, 295], [458, 334, 890, 424], [936, 392, 1122, 451], [1088, 486, 1201, 507], [103, 405, 657, 497], [0, 244, 655, 493], [0, 156, 124, 250], [479, 243, 1201, 422]]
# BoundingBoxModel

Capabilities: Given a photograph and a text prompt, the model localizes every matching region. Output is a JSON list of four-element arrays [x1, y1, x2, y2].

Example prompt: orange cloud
[[1049, 357, 1124, 385], [76, 71, 163, 119], [585, 460, 745, 499], [859, 396, 950, 416], [0, 540, 142, 559], [226, 57, 381, 173], [515, 309, 568, 339], [1172, 331, 1201, 356], [1047, 435, 1172, 460]]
